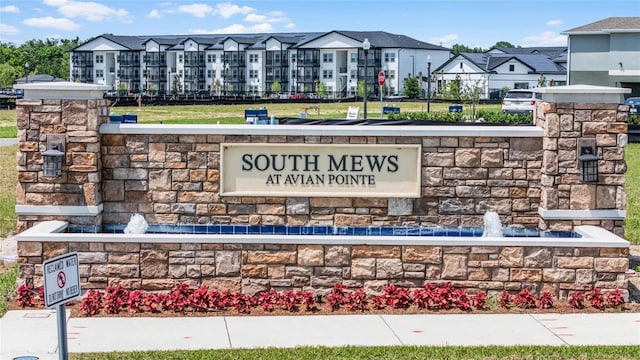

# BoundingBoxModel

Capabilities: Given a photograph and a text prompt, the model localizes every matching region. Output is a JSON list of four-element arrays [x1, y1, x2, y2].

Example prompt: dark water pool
[[67, 224, 580, 238]]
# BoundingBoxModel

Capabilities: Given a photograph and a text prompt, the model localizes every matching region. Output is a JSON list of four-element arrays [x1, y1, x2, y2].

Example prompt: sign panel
[[43, 252, 80, 308], [378, 71, 386, 86], [221, 143, 421, 197]]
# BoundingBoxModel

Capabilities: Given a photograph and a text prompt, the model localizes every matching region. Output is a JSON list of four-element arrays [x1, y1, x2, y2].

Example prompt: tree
[[459, 75, 486, 120], [402, 74, 419, 98], [2, 37, 80, 81], [356, 80, 365, 99], [317, 82, 328, 98], [271, 81, 282, 94], [538, 73, 547, 87], [491, 41, 517, 49], [171, 73, 182, 95], [441, 74, 461, 100], [451, 44, 484, 55], [0, 63, 19, 86]]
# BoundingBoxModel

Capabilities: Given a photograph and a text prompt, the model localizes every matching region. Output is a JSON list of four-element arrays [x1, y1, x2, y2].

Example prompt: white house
[[432, 48, 567, 99]]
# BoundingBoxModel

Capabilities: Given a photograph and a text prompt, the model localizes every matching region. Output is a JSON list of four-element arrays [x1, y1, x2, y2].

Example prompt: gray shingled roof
[[563, 17, 640, 33], [438, 53, 565, 75], [493, 47, 567, 59], [286, 30, 449, 50], [97, 34, 146, 50], [74, 30, 450, 52]]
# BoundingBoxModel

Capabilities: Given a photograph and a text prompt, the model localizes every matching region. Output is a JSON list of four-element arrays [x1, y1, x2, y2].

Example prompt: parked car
[[501, 90, 542, 114], [290, 93, 308, 100], [624, 97, 640, 116]]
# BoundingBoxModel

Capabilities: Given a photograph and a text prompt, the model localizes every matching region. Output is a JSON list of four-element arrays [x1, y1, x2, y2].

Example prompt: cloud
[[546, 19, 563, 26], [177, 3, 214, 18], [190, 23, 275, 34], [284, 22, 295, 29], [522, 31, 567, 47], [0, 23, 19, 34], [23, 16, 81, 31], [244, 11, 289, 24], [213, 2, 255, 18], [0, 5, 20, 13], [429, 34, 459, 46], [43, 0, 130, 22], [147, 9, 161, 18]]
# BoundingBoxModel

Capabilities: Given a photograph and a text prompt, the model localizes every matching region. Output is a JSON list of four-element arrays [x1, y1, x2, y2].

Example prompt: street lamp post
[[427, 56, 432, 113], [24, 62, 29, 83], [362, 38, 370, 120]]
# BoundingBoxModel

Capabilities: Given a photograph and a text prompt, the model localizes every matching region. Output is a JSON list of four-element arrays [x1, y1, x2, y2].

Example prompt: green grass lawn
[[69, 345, 640, 360], [0, 102, 500, 132], [624, 143, 640, 244], [0, 145, 17, 238]]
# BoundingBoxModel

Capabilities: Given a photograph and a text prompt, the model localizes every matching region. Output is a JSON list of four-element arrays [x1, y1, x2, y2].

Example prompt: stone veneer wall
[[100, 134, 543, 229], [14, 91, 630, 299], [535, 102, 628, 236], [15, 98, 110, 231], [18, 239, 629, 298]]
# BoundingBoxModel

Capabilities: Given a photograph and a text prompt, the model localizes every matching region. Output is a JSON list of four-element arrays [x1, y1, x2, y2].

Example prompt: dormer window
[[509, 64, 515, 72]]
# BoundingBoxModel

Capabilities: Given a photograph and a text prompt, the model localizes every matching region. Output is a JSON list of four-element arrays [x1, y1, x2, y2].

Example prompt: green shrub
[[388, 110, 532, 125]]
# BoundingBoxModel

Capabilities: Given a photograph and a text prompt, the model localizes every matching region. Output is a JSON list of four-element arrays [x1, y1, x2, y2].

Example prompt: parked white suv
[[501, 90, 542, 114]]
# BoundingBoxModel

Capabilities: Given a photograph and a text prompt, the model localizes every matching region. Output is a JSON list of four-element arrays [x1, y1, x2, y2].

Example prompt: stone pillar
[[14, 82, 110, 232], [535, 85, 629, 236]]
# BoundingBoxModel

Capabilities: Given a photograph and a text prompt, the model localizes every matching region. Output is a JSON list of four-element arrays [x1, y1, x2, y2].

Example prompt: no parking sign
[[43, 252, 80, 308]]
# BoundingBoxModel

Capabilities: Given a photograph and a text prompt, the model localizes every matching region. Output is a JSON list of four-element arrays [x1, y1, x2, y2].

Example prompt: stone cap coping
[[533, 84, 631, 104], [538, 207, 626, 220], [16, 221, 628, 248], [14, 82, 110, 100], [15, 204, 103, 216], [100, 123, 544, 138]]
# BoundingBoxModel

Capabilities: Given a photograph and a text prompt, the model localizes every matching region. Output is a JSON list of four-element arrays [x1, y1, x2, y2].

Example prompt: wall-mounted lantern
[[578, 139, 598, 183], [42, 135, 65, 178]]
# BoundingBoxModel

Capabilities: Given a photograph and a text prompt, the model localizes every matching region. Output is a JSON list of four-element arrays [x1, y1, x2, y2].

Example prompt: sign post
[[378, 71, 385, 118], [43, 252, 80, 360]]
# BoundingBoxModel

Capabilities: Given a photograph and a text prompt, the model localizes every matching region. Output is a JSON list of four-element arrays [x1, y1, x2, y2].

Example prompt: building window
[[322, 53, 333, 63], [178, 54, 183, 63], [249, 70, 259, 79], [389, 70, 396, 79], [322, 70, 333, 79], [207, 54, 216, 63], [350, 53, 357, 63], [96, 55, 104, 63], [460, 62, 463, 69], [384, 53, 395, 62], [509, 64, 515, 72], [96, 69, 104, 78], [249, 54, 259, 63], [514, 82, 529, 89], [207, 69, 216, 78], [291, 54, 297, 63], [350, 70, 356, 79]]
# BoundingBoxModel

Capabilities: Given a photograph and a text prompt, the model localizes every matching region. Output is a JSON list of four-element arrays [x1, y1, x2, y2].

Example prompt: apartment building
[[70, 30, 451, 98], [563, 17, 640, 96]]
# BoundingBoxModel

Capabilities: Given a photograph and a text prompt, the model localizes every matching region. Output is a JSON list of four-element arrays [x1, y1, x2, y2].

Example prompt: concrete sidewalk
[[1, 310, 639, 360]]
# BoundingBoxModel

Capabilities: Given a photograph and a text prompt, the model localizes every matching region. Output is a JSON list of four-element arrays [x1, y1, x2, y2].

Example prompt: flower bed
[[14, 282, 635, 317]]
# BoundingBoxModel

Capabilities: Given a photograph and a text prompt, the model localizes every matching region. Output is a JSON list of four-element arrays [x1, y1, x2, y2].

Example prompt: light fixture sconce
[[577, 138, 598, 183], [42, 135, 65, 178]]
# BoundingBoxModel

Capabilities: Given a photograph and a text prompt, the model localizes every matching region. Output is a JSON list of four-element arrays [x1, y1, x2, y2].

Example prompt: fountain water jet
[[123, 213, 148, 234], [482, 211, 502, 237]]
